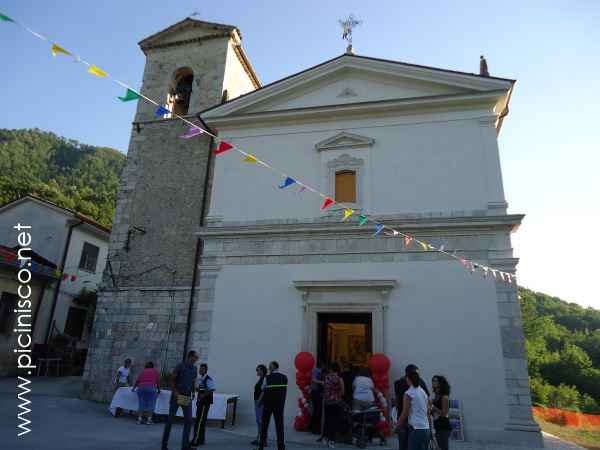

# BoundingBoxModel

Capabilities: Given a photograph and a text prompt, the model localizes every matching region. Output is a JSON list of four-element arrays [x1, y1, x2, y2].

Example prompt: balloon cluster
[[293, 352, 315, 431], [368, 353, 392, 436]]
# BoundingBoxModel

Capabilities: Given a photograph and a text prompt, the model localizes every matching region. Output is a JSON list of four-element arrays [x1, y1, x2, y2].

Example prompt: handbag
[[176, 394, 191, 407]]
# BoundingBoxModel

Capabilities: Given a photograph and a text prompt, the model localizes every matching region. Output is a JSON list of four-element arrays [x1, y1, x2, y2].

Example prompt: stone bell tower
[[82, 18, 259, 402]]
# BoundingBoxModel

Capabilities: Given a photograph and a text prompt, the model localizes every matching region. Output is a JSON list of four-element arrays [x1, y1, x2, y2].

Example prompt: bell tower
[[82, 18, 259, 402]]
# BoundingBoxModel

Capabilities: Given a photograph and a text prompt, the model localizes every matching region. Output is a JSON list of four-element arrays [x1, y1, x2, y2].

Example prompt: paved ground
[[1, 377, 586, 450]]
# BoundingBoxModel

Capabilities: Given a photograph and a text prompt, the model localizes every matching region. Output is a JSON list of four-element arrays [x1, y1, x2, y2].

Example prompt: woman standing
[[251, 364, 268, 446], [397, 369, 432, 450], [132, 361, 160, 424], [431, 375, 451, 450], [322, 362, 345, 448]]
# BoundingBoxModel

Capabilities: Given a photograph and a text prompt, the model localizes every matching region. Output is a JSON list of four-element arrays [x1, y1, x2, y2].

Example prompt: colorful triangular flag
[[243, 154, 258, 163], [499, 272, 506, 281], [88, 64, 108, 78], [118, 89, 141, 102], [419, 241, 429, 251], [51, 43, 72, 57], [342, 208, 354, 221], [385, 229, 399, 237], [320, 197, 335, 210], [180, 126, 204, 139], [155, 105, 170, 117], [279, 177, 296, 189], [215, 141, 233, 155], [0, 12, 14, 22], [358, 215, 368, 226], [296, 186, 307, 194], [482, 267, 489, 278], [404, 235, 413, 247], [374, 224, 384, 236]]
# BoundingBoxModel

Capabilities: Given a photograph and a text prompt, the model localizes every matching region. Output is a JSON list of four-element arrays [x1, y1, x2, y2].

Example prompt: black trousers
[[191, 400, 211, 446], [259, 402, 285, 450], [309, 390, 322, 433], [397, 424, 409, 450], [323, 402, 343, 441]]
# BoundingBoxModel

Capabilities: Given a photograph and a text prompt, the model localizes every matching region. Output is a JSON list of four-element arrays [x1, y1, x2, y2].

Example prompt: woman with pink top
[[132, 361, 161, 424]]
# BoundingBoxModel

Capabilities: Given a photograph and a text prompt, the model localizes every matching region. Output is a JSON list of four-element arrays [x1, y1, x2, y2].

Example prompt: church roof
[[138, 17, 240, 49], [201, 53, 515, 132]]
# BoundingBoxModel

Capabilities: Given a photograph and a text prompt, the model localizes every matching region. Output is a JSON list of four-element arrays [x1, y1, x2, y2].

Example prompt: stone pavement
[[1, 377, 586, 450]]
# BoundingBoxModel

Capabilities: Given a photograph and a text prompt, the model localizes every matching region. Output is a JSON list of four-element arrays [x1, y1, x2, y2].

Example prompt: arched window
[[335, 170, 357, 203], [167, 67, 194, 116]]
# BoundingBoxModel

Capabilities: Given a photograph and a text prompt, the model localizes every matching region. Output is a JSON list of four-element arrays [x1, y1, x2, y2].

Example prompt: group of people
[[114, 351, 216, 450], [307, 361, 452, 450], [114, 355, 451, 450]]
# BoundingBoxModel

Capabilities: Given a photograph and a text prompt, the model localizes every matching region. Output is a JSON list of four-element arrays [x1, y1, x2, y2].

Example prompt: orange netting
[[533, 406, 600, 430]]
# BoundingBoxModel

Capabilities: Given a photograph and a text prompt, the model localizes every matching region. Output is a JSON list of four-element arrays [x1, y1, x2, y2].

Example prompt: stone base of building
[[81, 285, 205, 403]]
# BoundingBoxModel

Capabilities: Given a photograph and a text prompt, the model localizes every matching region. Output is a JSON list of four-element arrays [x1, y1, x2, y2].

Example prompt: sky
[[1, 1, 598, 308]]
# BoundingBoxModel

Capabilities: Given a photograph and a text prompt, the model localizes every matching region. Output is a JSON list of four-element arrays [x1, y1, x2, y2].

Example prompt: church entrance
[[317, 312, 372, 369]]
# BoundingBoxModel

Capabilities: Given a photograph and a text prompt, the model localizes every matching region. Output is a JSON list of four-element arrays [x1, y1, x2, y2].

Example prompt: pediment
[[139, 18, 237, 52], [202, 54, 514, 120], [315, 132, 374, 151]]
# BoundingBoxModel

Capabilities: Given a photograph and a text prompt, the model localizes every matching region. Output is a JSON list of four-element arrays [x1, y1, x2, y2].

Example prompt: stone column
[[493, 260, 543, 446]]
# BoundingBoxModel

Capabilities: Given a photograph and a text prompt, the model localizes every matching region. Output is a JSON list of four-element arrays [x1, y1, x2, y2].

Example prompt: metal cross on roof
[[339, 14, 362, 53]]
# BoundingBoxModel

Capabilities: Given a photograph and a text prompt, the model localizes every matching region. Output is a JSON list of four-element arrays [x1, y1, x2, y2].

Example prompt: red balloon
[[294, 352, 315, 374], [368, 354, 391, 375]]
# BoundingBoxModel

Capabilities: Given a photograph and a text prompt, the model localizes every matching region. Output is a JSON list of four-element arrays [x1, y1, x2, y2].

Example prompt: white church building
[[83, 18, 541, 447], [197, 54, 540, 445]]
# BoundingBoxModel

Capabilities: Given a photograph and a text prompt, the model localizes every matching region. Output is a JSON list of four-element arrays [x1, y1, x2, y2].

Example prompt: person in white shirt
[[352, 367, 376, 410], [397, 369, 432, 450], [115, 358, 132, 387]]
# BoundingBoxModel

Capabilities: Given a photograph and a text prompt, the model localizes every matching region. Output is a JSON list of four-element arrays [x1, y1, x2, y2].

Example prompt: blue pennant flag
[[373, 224, 384, 236], [279, 177, 296, 189], [155, 105, 170, 117]]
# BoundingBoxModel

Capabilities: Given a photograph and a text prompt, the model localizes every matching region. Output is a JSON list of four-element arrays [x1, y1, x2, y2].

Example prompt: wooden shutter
[[335, 171, 356, 203]]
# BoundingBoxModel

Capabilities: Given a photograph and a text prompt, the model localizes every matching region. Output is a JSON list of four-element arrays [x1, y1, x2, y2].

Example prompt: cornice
[[197, 214, 524, 238], [202, 91, 503, 128]]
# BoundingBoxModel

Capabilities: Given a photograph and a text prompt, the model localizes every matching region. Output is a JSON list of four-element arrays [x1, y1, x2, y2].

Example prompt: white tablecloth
[[109, 387, 238, 420]]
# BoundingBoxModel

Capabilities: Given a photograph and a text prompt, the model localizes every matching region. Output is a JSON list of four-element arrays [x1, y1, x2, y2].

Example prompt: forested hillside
[[0, 129, 125, 226], [520, 287, 600, 413]]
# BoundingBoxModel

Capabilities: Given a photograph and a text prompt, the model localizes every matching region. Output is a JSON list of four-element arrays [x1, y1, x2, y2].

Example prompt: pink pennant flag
[[404, 235, 413, 247], [320, 197, 335, 210], [180, 126, 204, 139], [296, 186, 307, 194]]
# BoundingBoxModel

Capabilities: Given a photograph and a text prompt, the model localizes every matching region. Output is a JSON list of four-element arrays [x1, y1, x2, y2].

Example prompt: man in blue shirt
[[190, 363, 215, 447], [162, 350, 199, 450]]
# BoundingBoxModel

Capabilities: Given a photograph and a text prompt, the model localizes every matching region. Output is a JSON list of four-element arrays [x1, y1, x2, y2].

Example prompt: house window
[[78, 242, 99, 273], [64, 307, 87, 340], [167, 67, 194, 116], [335, 170, 357, 203], [0, 292, 18, 335]]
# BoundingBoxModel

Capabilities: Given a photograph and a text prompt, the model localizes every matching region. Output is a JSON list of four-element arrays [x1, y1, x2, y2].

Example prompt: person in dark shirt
[[251, 364, 268, 446], [162, 350, 198, 450], [394, 364, 430, 450], [256, 361, 288, 450], [190, 363, 215, 447]]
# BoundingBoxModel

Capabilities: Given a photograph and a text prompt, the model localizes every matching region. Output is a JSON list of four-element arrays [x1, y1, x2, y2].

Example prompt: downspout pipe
[[45, 219, 84, 344], [182, 116, 215, 359]]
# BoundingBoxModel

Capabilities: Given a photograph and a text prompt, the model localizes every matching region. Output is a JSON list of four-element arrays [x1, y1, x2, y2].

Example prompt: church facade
[[83, 18, 542, 446]]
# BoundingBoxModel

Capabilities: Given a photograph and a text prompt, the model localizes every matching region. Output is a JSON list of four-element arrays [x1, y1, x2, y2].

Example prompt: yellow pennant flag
[[88, 64, 108, 78], [243, 154, 258, 164], [342, 208, 354, 221], [51, 43, 72, 57], [419, 241, 429, 251]]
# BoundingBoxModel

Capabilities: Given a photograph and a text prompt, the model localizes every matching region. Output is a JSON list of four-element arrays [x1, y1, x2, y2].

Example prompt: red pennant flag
[[71, 275, 77, 282], [215, 141, 233, 155], [320, 197, 335, 210], [62, 273, 69, 281]]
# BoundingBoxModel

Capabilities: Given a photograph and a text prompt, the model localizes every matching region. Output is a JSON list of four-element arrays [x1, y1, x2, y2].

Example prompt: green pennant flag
[[0, 12, 14, 22], [358, 215, 368, 226], [118, 89, 141, 102]]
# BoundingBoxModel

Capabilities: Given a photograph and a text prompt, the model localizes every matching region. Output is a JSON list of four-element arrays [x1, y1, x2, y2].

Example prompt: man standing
[[257, 361, 288, 450], [191, 363, 215, 447], [162, 350, 199, 450], [394, 364, 430, 450]]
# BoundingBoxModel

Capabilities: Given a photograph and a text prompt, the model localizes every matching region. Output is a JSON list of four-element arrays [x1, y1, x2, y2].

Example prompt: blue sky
[[1, 1, 598, 308]]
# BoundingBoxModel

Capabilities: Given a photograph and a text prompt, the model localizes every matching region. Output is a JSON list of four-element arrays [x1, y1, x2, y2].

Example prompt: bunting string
[[0, 11, 517, 285]]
